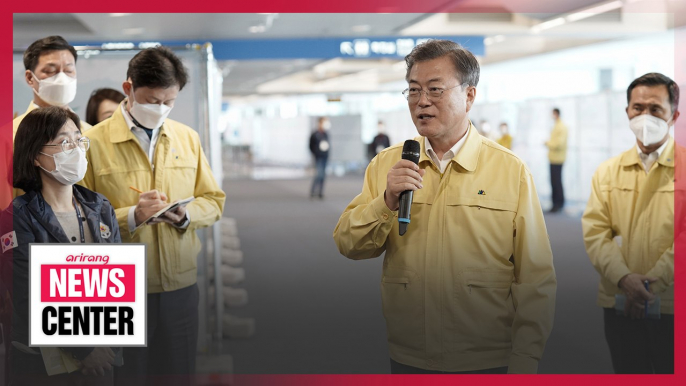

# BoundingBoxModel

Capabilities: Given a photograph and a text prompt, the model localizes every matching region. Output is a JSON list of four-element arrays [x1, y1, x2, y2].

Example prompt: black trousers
[[390, 359, 507, 374], [603, 308, 674, 374], [550, 163, 565, 209], [116, 284, 199, 386]]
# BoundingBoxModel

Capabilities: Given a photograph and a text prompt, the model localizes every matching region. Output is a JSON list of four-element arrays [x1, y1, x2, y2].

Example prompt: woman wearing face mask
[[0, 106, 121, 385]]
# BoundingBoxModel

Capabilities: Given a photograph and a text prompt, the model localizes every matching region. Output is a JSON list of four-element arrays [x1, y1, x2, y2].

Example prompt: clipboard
[[142, 196, 195, 225]]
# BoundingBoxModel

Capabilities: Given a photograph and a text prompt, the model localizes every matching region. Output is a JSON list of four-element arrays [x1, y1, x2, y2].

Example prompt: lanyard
[[72, 196, 86, 244]]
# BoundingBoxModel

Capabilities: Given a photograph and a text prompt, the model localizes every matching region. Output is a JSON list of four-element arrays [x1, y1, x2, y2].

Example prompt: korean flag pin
[[1, 231, 18, 253]]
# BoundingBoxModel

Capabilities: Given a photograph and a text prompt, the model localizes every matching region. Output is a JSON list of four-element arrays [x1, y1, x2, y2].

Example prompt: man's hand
[[134, 190, 168, 226], [619, 273, 657, 319], [384, 160, 425, 211], [149, 202, 188, 225], [79, 347, 115, 376]]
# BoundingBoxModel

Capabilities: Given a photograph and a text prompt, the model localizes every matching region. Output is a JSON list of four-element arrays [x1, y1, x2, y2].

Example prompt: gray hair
[[405, 39, 480, 87]]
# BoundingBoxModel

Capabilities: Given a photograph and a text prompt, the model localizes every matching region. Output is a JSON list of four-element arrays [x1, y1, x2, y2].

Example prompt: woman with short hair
[[1, 106, 121, 385]]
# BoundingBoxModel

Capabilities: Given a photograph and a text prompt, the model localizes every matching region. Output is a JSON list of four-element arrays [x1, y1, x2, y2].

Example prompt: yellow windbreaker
[[582, 138, 681, 314], [497, 134, 512, 150], [80, 103, 225, 293], [545, 120, 567, 164], [334, 124, 556, 374], [13, 102, 92, 140]]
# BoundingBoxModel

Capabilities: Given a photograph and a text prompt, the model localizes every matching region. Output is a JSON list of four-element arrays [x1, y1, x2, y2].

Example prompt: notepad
[[143, 196, 195, 225]]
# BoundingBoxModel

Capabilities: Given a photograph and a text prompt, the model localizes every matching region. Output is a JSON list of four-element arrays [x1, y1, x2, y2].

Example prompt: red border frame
[[5, 2, 684, 385]]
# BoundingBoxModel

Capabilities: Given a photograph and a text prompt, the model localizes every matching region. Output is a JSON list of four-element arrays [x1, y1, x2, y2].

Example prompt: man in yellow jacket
[[496, 122, 513, 150], [334, 40, 556, 374], [13, 36, 91, 139], [582, 73, 680, 374], [11, 36, 92, 200], [544, 108, 567, 212], [80, 47, 225, 384]]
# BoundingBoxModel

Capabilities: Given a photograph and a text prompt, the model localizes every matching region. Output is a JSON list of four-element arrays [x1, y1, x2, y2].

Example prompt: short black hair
[[23, 36, 77, 72], [553, 108, 560, 116], [85, 88, 126, 126], [627, 72, 680, 113], [14, 107, 81, 192], [127, 46, 189, 90], [405, 39, 480, 87]]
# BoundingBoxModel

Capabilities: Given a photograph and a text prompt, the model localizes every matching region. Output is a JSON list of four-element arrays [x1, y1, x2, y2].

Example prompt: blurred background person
[[309, 117, 331, 199], [85, 87, 125, 126], [496, 122, 512, 150], [545, 108, 568, 213], [1, 106, 121, 385], [368, 120, 391, 160]]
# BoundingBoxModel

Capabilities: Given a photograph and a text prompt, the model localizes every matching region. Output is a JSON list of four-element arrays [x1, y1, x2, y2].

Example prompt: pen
[[644, 280, 650, 318], [129, 186, 144, 194]]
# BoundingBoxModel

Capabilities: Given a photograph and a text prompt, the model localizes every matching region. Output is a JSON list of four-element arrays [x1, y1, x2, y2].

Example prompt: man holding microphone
[[80, 46, 225, 384], [333, 40, 556, 374]]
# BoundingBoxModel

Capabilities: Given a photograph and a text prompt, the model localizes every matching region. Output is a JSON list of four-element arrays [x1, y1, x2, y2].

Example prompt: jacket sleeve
[[309, 133, 316, 155], [2, 205, 31, 345], [508, 167, 557, 374], [645, 244, 673, 294], [333, 156, 395, 260], [545, 125, 566, 150], [106, 200, 122, 244], [184, 135, 225, 232], [581, 167, 631, 287]]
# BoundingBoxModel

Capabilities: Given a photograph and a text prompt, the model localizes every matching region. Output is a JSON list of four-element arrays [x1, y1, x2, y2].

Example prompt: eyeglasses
[[402, 84, 467, 102], [43, 137, 90, 155]]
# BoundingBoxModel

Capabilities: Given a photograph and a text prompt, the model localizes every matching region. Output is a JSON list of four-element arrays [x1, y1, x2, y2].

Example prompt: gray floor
[[221, 175, 613, 374]]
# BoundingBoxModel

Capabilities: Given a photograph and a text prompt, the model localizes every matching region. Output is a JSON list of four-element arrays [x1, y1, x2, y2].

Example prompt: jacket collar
[[620, 137, 674, 168], [416, 121, 480, 172], [20, 186, 104, 243], [110, 101, 175, 144]]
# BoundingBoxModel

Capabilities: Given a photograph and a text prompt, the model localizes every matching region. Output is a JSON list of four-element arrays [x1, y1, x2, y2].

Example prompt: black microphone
[[398, 140, 420, 236]]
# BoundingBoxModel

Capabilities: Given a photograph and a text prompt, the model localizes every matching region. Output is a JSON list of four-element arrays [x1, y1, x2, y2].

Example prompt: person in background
[[369, 120, 392, 160], [85, 88, 126, 126], [582, 73, 680, 374], [544, 108, 568, 213], [80, 46, 225, 386], [1, 106, 121, 385], [334, 39, 556, 374], [496, 122, 512, 150], [309, 117, 331, 199], [13, 36, 91, 139]]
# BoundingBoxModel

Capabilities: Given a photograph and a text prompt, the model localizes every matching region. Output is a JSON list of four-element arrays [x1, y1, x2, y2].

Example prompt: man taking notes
[[80, 46, 225, 384]]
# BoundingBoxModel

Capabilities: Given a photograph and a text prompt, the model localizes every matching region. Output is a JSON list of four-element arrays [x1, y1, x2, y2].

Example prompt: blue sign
[[72, 36, 484, 61]]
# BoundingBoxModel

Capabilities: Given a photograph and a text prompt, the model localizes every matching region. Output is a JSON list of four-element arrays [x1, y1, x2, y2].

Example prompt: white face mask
[[38, 148, 88, 186], [629, 114, 671, 147], [128, 86, 172, 129], [322, 120, 331, 130], [32, 71, 77, 107]]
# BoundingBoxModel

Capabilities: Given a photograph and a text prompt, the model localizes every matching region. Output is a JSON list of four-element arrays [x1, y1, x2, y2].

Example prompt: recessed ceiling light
[[122, 27, 145, 35], [109, 13, 131, 17], [351, 25, 371, 33]]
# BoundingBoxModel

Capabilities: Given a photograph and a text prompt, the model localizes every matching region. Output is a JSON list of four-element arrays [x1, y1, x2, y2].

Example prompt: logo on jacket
[[477, 190, 486, 196], [1, 231, 18, 252], [99, 223, 111, 239]]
